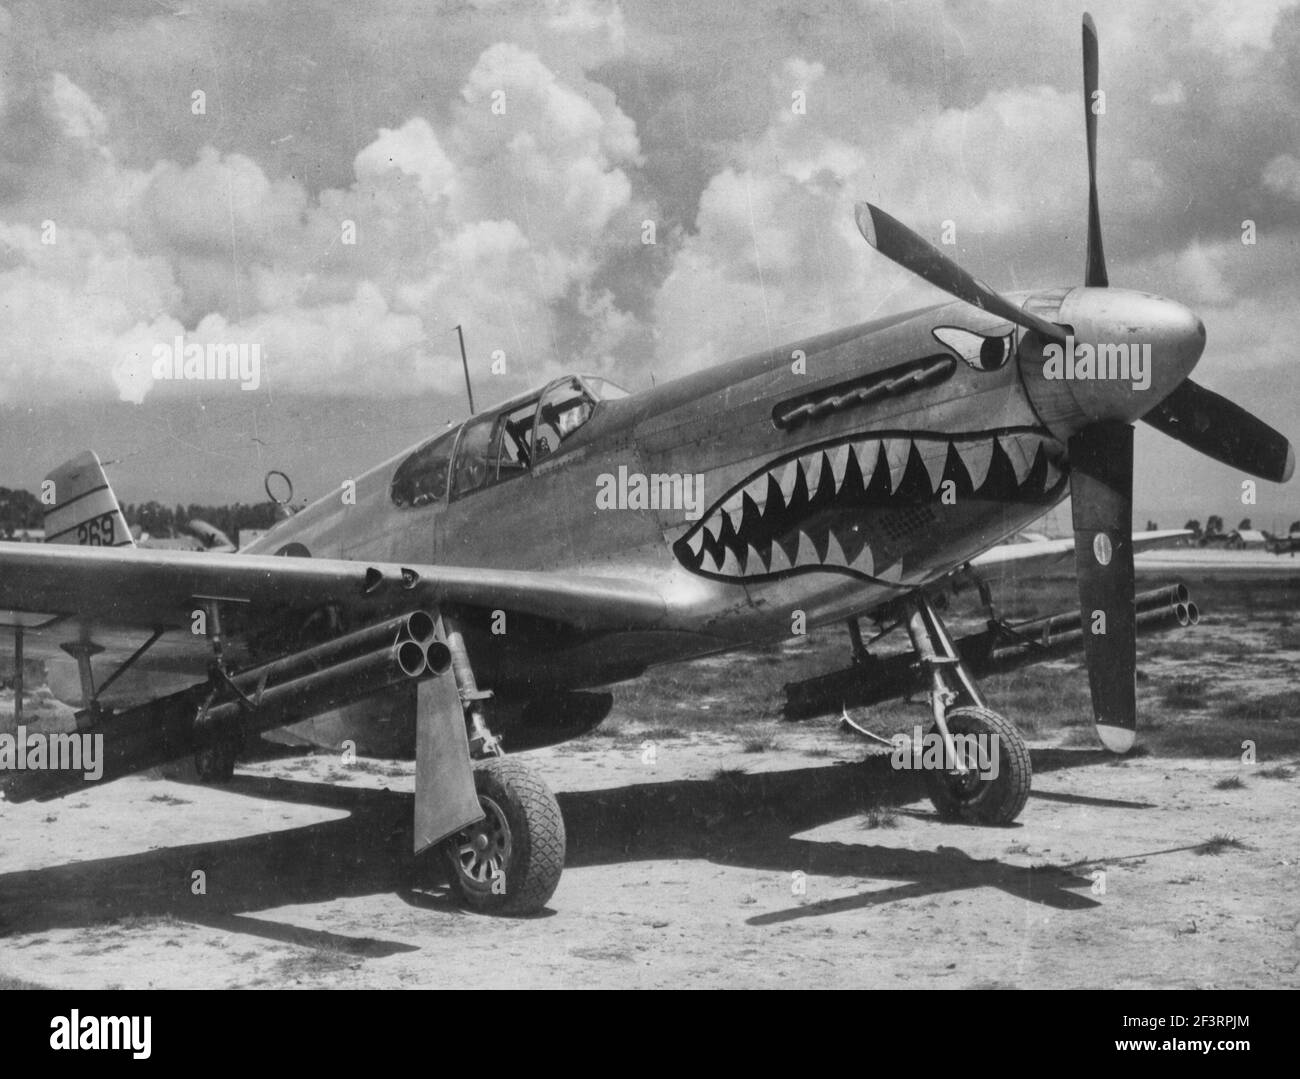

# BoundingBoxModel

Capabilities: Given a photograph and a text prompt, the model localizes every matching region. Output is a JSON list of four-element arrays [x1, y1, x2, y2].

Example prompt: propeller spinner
[[853, 13, 1295, 752]]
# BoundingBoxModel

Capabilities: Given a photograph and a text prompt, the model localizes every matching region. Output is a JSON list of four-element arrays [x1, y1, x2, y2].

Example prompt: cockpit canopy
[[390, 374, 628, 508]]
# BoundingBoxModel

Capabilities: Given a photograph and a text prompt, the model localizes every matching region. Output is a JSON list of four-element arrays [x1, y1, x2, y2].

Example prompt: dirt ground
[[3, 570, 1299, 989], [1, 721, 1297, 989]]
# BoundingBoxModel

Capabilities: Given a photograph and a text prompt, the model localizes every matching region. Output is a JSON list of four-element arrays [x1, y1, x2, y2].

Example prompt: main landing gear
[[443, 758, 566, 916], [438, 615, 565, 916], [866, 591, 1031, 825]]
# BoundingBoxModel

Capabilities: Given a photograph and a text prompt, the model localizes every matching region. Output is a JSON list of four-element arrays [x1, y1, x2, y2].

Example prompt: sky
[[0, 0, 1298, 529]]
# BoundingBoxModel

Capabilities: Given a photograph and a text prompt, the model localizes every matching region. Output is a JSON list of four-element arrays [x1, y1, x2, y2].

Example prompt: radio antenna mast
[[453, 324, 476, 414]]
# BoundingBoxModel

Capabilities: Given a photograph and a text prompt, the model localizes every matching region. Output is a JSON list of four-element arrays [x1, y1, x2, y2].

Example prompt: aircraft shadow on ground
[[0, 747, 1128, 944]]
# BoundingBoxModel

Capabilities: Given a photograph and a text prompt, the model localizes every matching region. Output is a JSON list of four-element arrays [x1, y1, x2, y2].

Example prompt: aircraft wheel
[[194, 727, 238, 783], [924, 706, 1031, 825], [443, 758, 565, 916]]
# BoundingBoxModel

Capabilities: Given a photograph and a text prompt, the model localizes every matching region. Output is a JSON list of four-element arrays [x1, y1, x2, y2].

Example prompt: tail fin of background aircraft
[[42, 450, 135, 548]]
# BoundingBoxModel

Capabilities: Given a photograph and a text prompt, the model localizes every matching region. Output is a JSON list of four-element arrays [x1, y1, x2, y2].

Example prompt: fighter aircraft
[[0, 15, 1292, 915]]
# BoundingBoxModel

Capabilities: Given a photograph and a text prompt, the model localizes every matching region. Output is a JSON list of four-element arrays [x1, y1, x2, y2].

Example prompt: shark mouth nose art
[[673, 428, 1066, 581]]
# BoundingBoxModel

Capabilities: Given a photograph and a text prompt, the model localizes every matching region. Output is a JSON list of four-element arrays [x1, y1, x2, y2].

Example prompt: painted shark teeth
[[677, 429, 1065, 580], [884, 438, 912, 491], [1001, 434, 1042, 485], [823, 531, 848, 567], [720, 491, 745, 533], [826, 443, 851, 490], [920, 444, 948, 492], [794, 531, 819, 566], [954, 439, 993, 489], [852, 439, 880, 484], [778, 459, 801, 501], [744, 474, 770, 506], [767, 542, 793, 572], [802, 451, 825, 496]]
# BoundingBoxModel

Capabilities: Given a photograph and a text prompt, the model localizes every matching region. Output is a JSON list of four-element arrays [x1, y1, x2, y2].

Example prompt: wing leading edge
[[0, 543, 668, 637]]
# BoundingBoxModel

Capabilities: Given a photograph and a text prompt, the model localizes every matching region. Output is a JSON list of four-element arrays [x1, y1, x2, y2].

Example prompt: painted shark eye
[[932, 325, 1015, 373], [978, 334, 1011, 371]]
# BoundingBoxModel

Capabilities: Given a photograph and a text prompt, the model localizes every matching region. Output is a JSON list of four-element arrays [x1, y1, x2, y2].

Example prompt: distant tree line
[[0, 487, 43, 534]]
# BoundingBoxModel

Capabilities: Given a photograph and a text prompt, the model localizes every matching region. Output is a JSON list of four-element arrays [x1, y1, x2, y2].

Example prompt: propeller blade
[[853, 202, 1066, 342], [1142, 378, 1296, 483], [1082, 13, 1108, 288], [1069, 420, 1136, 753]]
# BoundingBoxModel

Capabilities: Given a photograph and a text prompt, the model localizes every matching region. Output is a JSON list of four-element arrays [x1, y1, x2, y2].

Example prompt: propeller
[[1069, 421, 1137, 751], [853, 204, 1065, 342], [853, 13, 1294, 752], [1071, 11, 1132, 751], [1143, 378, 1295, 484], [1082, 12, 1108, 289]]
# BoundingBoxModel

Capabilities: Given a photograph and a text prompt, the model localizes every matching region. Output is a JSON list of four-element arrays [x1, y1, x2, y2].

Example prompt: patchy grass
[[1257, 764, 1295, 779], [1161, 677, 1210, 711], [639, 726, 686, 741], [743, 737, 776, 754], [1222, 690, 1300, 722], [860, 804, 899, 829], [1196, 834, 1251, 856], [111, 914, 187, 933], [571, 571, 1300, 760], [271, 948, 357, 983], [918, 664, 1094, 738], [1146, 635, 1254, 662], [0, 973, 48, 989], [341, 758, 407, 777], [1268, 625, 1300, 650], [568, 944, 636, 963], [1213, 775, 1246, 790], [609, 725, 688, 749], [147, 793, 193, 806]]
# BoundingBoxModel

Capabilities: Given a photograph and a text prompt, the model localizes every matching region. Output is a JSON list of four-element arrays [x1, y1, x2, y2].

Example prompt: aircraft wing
[[0, 542, 670, 700], [970, 529, 1190, 572]]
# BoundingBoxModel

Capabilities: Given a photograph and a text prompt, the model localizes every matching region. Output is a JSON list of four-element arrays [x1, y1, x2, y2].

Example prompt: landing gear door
[[413, 626, 482, 852]]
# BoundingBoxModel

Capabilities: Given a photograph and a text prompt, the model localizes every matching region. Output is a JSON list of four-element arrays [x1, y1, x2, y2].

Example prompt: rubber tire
[[923, 706, 1031, 825], [194, 728, 238, 783], [443, 759, 565, 916]]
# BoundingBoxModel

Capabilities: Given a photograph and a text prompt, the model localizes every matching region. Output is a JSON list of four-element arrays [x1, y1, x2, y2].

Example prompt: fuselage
[[244, 295, 1075, 692]]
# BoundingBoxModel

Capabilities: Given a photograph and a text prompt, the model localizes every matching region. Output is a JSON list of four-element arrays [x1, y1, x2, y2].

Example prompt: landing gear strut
[[901, 592, 1031, 825], [193, 600, 244, 783], [437, 614, 565, 915]]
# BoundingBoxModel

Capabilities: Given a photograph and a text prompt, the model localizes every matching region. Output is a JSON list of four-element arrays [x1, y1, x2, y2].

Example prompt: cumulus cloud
[[0, 42, 646, 404], [0, 222, 182, 405], [651, 60, 1093, 376], [48, 73, 108, 143], [1263, 153, 1300, 200], [4, 0, 1300, 425], [140, 148, 307, 256]]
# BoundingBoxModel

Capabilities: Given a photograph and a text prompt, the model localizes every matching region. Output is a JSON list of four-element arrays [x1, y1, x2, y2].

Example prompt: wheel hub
[[451, 794, 512, 887]]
